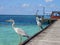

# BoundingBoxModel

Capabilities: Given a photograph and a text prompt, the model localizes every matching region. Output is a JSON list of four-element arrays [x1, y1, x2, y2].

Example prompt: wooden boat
[[51, 11, 60, 20]]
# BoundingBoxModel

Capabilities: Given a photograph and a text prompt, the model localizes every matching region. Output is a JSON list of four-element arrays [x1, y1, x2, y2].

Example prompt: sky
[[0, 0, 60, 15]]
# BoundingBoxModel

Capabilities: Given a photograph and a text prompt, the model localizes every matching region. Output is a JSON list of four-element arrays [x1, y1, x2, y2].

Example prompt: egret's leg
[[40, 25, 43, 30], [20, 35, 22, 44], [18, 35, 22, 45], [38, 26, 41, 30]]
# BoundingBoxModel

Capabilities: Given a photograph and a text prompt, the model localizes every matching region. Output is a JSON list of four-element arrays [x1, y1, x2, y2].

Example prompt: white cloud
[[45, 0, 53, 2], [38, 4, 58, 8], [48, 4, 58, 8], [39, 4, 42, 6], [22, 4, 29, 8], [38, 4, 46, 7], [45, 12, 51, 14]]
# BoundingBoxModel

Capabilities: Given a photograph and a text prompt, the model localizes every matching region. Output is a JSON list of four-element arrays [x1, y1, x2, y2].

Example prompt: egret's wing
[[15, 28, 27, 36], [39, 18, 42, 20]]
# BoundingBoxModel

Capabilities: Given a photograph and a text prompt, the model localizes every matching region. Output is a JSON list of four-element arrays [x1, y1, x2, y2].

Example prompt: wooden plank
[[25, 20, 60, 45], [20, 20, 56, 45]]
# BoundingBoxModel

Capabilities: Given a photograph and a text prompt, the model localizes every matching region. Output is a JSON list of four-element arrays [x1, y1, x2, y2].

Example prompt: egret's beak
[[5, 20, 11, 22]]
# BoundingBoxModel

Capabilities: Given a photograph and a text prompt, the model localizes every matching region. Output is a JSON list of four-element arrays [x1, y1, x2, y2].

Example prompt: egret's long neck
[[12, 21, 15, 28]]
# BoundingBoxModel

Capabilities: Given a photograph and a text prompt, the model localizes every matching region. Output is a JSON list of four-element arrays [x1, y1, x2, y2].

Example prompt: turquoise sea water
[[0, 15, 49, 45]]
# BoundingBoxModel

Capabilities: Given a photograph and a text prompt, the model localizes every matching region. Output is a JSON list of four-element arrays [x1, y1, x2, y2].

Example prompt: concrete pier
[[26, 19, 60, 45]]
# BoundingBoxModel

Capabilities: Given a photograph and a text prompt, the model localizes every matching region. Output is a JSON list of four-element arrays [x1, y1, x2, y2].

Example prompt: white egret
[[6, 19, 29, 44], [35, 10, 43, 29]]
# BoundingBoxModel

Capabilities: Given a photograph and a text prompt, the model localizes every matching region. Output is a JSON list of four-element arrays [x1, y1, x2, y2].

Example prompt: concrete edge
[[19, 20, 56, 45]]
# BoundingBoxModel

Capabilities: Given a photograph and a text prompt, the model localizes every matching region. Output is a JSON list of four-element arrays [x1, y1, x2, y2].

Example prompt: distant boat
[[51, 11, 60, 20]]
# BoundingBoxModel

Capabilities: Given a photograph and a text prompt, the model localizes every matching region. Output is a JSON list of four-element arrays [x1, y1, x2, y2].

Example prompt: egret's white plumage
[[13, 27, 27, 36], [6, 19, 29, 38], [36, 16, 41, 27], [35, 10, 43, 29], [35, 10, 42, 27]]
